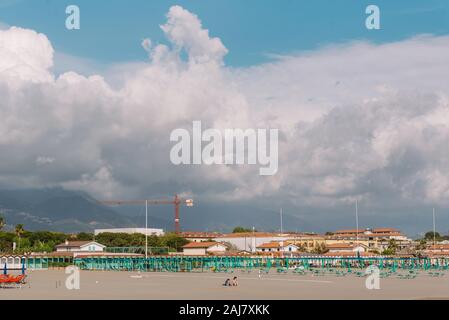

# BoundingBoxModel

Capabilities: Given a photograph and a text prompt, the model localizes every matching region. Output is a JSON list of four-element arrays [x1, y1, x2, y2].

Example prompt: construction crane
[[99, 195, 194, 258]]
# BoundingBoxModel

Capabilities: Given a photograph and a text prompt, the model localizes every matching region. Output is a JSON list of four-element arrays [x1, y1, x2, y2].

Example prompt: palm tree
[[15, 224, 24, 248], [0, 216, 5, 231]]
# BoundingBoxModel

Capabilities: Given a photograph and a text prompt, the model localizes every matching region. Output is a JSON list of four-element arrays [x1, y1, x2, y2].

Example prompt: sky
[[1, 1, 449, 235], [1, 0, 449, 67]]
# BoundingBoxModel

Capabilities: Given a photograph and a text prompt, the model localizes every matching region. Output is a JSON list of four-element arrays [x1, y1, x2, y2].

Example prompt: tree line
[[0, 215, 188, 254]]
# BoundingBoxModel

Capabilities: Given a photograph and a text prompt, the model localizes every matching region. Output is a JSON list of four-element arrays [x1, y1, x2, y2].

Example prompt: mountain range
[[0, 188, 304, 233]]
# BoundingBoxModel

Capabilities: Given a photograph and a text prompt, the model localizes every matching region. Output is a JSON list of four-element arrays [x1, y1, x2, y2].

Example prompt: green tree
[[0, 216, 5, 231], [76, 232, 94, 241], [312, 243, 328, 254], [416, 239, 427, 251], [160, 233, 189, 252], [232, 227, 253, 233], [381, 239, 399, 255], [15, 224, 24, 249], [425, 231, 441, 241]]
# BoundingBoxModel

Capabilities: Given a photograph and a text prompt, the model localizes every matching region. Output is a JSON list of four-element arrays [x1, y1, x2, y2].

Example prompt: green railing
[[71, 256, 449, 273]]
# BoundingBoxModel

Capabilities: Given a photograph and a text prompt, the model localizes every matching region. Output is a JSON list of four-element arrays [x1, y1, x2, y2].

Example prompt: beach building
[[94, 228, 164, 236], [213, 232, 295, 253], [326, 243, 368, 253], [55, 240, 106, 253], [427, 244, 449, 253], [256, 241, 300, 253], [0, 255, 26, 270], [326, 227, 412, 252], [286, 234, 326, 252], [182, 242, 227, 256]]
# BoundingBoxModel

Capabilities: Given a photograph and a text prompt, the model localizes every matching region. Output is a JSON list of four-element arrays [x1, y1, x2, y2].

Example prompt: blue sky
[[1, 0, 448, 67]]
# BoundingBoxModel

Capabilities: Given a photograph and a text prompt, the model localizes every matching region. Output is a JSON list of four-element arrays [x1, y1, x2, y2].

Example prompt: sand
[[1, 269, 449, 300]]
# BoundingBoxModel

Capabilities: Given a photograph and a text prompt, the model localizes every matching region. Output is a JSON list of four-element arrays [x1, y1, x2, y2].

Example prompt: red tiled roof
[[30, 252, 75, 257], [372, 228, 399, 233], [323, 251, 377, 257], [55, 241, 97, 248], [334, 229, 363, 234], [428, 244, 449, 251]]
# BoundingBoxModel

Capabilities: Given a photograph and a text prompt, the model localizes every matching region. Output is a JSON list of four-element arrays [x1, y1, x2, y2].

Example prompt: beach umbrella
[[3, 263, 6, 275]]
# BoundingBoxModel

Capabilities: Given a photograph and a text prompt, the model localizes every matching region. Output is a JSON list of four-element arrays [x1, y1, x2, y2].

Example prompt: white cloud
[[36, 156, 55, 166], [1, 5, 449, 219]]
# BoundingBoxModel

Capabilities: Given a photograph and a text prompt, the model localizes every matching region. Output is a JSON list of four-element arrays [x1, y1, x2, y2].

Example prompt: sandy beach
[[1, 270, 449, 300]]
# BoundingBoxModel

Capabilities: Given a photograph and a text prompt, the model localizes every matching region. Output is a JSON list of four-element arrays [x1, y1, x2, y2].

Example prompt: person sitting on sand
[[231, 276, 238, 286]]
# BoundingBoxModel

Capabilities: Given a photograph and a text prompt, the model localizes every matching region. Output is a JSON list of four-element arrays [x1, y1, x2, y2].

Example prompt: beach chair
[[276, 268, 288, 274], [355, 271, 366, 277], [0, 275, 26, 288]]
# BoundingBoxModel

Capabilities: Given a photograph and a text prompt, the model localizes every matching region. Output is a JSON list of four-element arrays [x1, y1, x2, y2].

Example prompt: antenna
[[145, 200, 148, 259], [433, 208, 436, 248]]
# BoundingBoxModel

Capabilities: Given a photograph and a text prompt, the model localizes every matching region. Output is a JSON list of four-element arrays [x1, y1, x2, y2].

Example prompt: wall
[[183, 248, 207, 256], [215, 236, 290, 252], [206, 244, 227, 253]]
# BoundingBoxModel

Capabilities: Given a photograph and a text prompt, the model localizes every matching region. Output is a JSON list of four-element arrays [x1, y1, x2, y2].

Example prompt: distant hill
[[0, 188, 135, 233]]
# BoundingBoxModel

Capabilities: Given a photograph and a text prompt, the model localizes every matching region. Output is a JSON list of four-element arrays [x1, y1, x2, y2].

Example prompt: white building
[[55, 241, 106, 253], [256, 241, 299, 253], [182, 242, 227, 256], [0, 255, 25, 270], [94, 228, 165, 236], [326, 243, 367, 253], [214, 232, 293, 253]]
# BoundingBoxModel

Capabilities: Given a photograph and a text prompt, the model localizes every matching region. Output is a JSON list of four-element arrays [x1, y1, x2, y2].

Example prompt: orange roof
[[257, 241, 298, 249], [329, 232, 404, 239], [74, 253, 144, 258], [372, 228, 399, 233], [30, 252, 75, 257], [428, 244, 449, 250], [326, 243, 363, 249], [333, 229, 363, 234], [257, 242, 281, 249], [182, 242, 224, 249], [323, 251, 377, 257], [55, 241, 105, 248]]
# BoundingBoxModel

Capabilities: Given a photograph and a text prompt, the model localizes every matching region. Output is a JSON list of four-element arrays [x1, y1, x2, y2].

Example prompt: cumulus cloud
[[0, 27, 54, 83], [1, 6, 449, 230]]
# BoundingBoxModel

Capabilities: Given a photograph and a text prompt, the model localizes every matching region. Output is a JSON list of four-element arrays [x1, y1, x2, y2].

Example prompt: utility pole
[[145, 200, 148, 259], [356, 200, 359, 242]]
